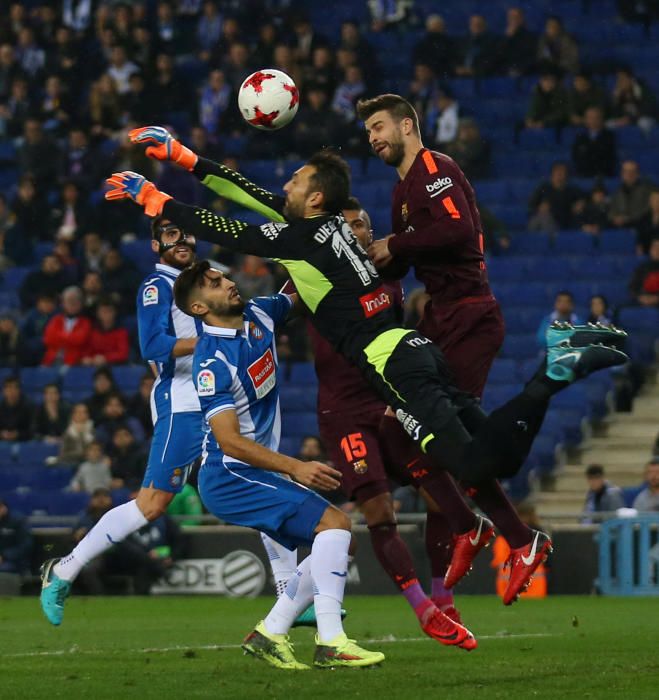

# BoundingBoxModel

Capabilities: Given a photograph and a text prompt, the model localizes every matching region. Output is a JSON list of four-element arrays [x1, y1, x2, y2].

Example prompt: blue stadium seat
[[281, 412, 319, 437], [279, 385, 317, 412], [499, 333, 539, 360], [618, 307, 659, 331], [486, 358, 518, 384], [20, 466, 74, 490], [62, 366, 97, 391], [1, 266, 31, 291], [279, 436, 299, 457], [552, 231, 595, 254], [0, 468, 22, 490], [20, 366, 60, 391], [599, 229, 637, 254], [17, 441, 59, 466], [507, 233, 551, 255], [62, 388, 92, 404], [282, 362, 317, 385], [113, 365, 148, 394]]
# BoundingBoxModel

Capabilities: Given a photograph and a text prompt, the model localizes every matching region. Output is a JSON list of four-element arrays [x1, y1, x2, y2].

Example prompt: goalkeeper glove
[[129, 126, 198, 171], [105, 171, 172, 217]]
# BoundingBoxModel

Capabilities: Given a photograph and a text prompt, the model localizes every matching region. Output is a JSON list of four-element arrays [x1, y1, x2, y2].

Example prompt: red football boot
[[420, 605, 477, 651], [444, 515, 495, 589], [503, 530, 553, 605], [439, 605, 463, 626]]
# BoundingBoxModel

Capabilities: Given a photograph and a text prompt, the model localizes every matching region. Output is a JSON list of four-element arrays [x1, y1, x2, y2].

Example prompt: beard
[[208, 297, 246, 317], [381, 139, 405, 167], [162, 245, 196, 270]]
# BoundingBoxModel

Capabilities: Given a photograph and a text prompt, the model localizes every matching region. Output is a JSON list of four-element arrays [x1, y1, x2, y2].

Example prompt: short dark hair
[[343, 195, 362, 211], [173, 260, 212, 317], [356, 93, 421, 137], [306, 149, 351, 213], [586, 464, 604, 478], [556, 290, 574, 301], [2, 376, 19, 389]]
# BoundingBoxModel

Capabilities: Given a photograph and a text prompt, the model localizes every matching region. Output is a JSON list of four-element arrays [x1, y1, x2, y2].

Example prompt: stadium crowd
[[0, 0, 657, 543]]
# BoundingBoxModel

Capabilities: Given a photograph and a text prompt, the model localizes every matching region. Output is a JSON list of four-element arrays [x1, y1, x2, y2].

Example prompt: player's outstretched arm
[[129, 125, 285, 222], [105, 171, 290, 258], [209, 410, 342, 491]]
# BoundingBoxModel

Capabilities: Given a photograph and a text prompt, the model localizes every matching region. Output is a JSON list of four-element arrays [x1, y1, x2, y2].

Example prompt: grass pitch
[[1, 595, 657, 699]]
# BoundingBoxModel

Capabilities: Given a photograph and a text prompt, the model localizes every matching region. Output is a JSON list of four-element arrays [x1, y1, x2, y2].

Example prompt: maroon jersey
[[389, 148, 492, 304], [309, 281, 404, 415]]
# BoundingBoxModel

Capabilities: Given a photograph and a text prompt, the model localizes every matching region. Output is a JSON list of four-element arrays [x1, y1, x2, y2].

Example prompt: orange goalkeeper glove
[[129, 126, 198, 171], [105, 171, 172, 217]]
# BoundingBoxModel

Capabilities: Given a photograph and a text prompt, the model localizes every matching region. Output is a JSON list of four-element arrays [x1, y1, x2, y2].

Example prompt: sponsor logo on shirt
[[359, 287, 391, 318], [260, 222, 287, 240], [197, 369, 215, 396], [247, 348, 276, 399], [426, 176, 453, 198], [395, 408, 422, 441], [406, 335, 432, 348], [143, 284, 159, 306]]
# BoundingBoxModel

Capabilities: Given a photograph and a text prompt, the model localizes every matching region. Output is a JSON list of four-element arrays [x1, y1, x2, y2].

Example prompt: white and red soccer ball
[[238, 69, 299, 131]]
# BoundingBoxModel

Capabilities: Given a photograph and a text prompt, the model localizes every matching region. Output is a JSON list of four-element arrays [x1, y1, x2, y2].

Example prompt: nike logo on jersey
[[200, 358, 217, 367], [521, 532, 541, 566], [469, 517, 485, 546]]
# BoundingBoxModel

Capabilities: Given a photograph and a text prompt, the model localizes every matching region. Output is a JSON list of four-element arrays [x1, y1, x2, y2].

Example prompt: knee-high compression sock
[[368, 523, 433, 622], [416, 466, 477, 534], [260, 533, 297, 598], [464, 479, 532, 549], [424, 510, 455, 609], [310, 529, 351, 643], [54, 500, 149, 581], [263, 556, 314, 635]]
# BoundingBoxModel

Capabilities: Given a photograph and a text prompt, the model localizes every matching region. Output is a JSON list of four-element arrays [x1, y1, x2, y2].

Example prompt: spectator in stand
[[50, 181, 91, 243], [609, 160, 654, 228], [617, 0, 659, 29], [568, 72, 609, 127], [0, 498, 32, 574], [231, 255, 275, 300], [498, 6, 537, 76], [96, 392, 144, 447], [408, 63, 438, 126], [86, 367, 117, 424], [525, 66, 569, 130], [293, 87, 341, 158], [587, 295, 614, 326], [81, 271, 104, 316], [632, 458, 659, 512], [252, 22, 278, 68], [33, 383, 71, 442], [455, 14, 499, 78], [79, 232, 110, 277], [635, 190, 659, 254], [221, 42, 253, 91], [198, 69, 232, 137], [291, 14, 328, 67], [571, 106, 617, 178], [39, 74, 72, 136], [196, 1, 223, 63], [1, 76, 33, 138], [574, 184, 611, 235], [82, 300, 130, 367], [0, 313, 24, 368], [296, 435, 327, 463], [42, 286, 92, 367], [11, 174, 50, 242], [108, 426, 146, 491], [0, 44, 22, 101], [15, 26, 45, 79], [64, 128, 105, 192], [339, 20, 377, 84], [19, 255, 68, 311], [272, 43, 302, 90], [427, 87, 459, 147], [167, 482, 204, 527], [536, 15, 579, 75], [154, 0, 181, 55], [127, 373, 155, 439], [443, 118, 491, 181], [100, 248, 141, 316], [369, 0, 415, 33], [528, 199, 559, 235], [0, 376, 33, 442], [582, 464, 624, 523], [301, 46, 336, 97], [413, 14, 456, 79], [530, 162, 585, 229], [536, 291, 582, 346], [20, 293, 56, 366], [608, 67, 657, 133], [123, 72, 153, 124], [629, 236, 659, 307], [70, 441, 112, 494], [87, 74, 122, 138], [332, 64, 366, 124]]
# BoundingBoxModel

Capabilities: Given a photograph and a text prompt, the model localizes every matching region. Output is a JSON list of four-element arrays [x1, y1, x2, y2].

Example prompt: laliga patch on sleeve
[[197, 369, 216, 396], [143, 284, 159, 306]]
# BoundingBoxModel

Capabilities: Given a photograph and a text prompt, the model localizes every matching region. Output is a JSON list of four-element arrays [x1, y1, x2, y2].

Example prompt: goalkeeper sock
[[260, 532, 297, 598], [54, 500, 148, 581]]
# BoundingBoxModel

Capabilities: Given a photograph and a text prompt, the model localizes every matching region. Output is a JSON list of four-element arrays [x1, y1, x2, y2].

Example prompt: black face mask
[[154, 224, 197, 256]]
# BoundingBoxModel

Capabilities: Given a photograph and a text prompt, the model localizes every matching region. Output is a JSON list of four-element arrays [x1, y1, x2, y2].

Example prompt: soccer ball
[[238, 69, 299, 131]]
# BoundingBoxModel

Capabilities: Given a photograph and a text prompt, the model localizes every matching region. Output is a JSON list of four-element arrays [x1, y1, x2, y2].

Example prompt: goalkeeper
[[108, 126, 628, 486]]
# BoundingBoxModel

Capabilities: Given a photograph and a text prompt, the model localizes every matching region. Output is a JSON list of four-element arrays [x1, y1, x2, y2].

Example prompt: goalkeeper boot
[[546, 321, 627, 351], [292, 604, 347, 628], [313, 633, 385, 668], [242, 621, 310, 670], [40, 558, 71, 626], [545, 343, 628, 383]]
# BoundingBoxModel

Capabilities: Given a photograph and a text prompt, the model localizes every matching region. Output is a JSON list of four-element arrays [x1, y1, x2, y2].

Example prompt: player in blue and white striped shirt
[[174, 260, 384, 670]]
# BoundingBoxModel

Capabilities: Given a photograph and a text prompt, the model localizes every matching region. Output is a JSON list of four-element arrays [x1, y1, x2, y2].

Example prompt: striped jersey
[[137, 263, 203, 419], [193, 294, 293, 465]]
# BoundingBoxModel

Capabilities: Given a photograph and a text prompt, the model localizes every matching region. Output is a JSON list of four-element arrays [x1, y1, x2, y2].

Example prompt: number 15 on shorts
[[340, 432, 367, 462]]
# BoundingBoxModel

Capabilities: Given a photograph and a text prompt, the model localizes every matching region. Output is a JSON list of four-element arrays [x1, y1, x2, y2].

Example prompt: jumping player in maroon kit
[[357, 93, 551, 604], [284, 197, 475, 649]]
